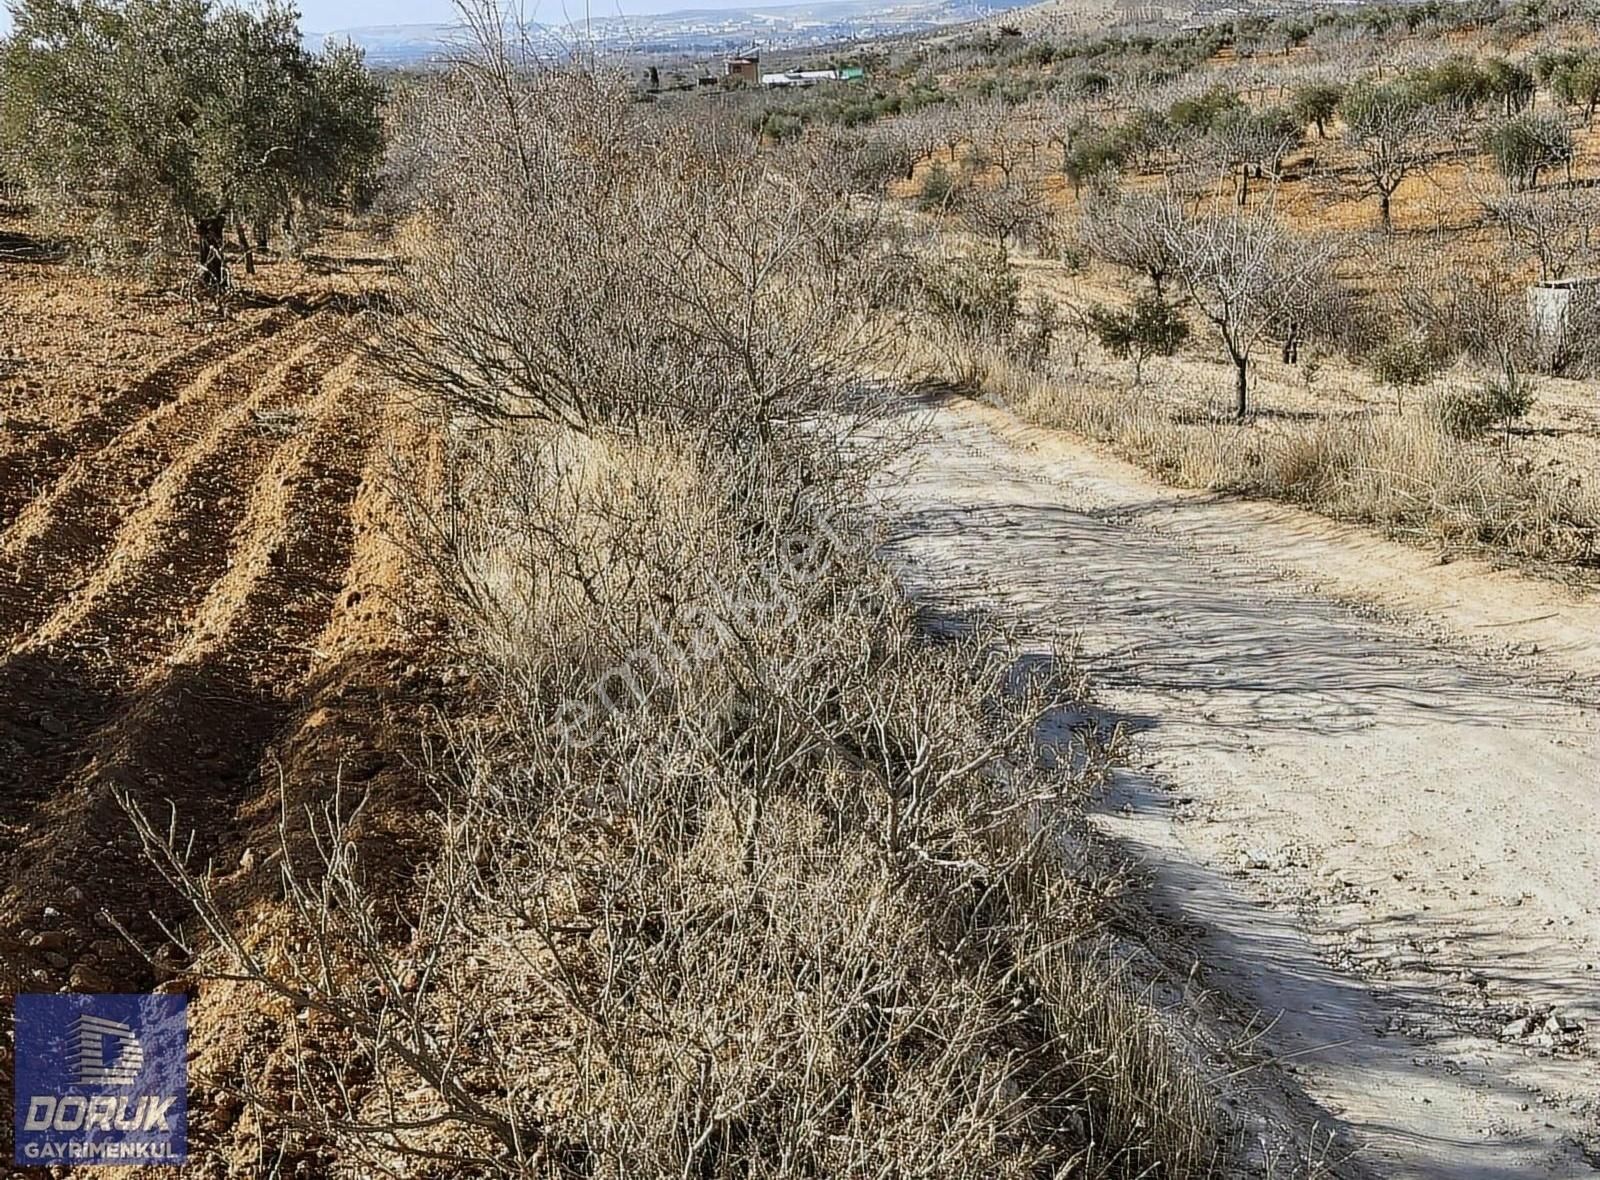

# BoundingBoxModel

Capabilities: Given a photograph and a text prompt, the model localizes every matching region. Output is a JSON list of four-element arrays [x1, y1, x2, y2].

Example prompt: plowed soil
[[0, 217, 444, 1162]]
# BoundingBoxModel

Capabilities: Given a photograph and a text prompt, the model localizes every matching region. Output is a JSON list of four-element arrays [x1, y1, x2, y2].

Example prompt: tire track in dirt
[[0, 310, 296, 527], [0, 310, 330, 649], [888, 396, 1600, 1179], [0, 346, 392, 993]]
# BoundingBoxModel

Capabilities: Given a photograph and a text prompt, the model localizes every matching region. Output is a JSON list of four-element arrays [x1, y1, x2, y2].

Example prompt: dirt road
[[887, 395, 1600, 1178]]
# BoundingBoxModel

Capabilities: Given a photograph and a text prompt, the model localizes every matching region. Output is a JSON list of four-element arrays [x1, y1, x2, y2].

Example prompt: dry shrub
[[122, 32, 1227, 1180]]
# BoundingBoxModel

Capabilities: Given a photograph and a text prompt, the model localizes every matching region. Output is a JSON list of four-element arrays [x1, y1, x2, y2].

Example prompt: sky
[[299, 0, 769, 32], [0, 0, 762, 37]]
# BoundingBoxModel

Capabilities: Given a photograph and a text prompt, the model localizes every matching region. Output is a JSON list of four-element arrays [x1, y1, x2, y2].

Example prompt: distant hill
[[313, 22, 470, 65], [315, 0, 1036, 64]]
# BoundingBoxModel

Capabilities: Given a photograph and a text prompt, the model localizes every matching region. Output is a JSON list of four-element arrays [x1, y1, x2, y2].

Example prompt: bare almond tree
[[963, 97, 1030, 187], [1040, 90, 1091, 174], [1479, 184, 1600, 282], [1160, 194, 1341, 418], [1077, 180, 1179, 295], [1207, 108, 1303, 206], [1340, 83, 1440, 231], [960, 175, 1047, 252]]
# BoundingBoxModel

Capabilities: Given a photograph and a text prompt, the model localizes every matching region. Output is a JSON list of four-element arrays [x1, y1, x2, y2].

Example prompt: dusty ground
[[0, 216, 443, 1172], [887, 394, 1600, 1178]]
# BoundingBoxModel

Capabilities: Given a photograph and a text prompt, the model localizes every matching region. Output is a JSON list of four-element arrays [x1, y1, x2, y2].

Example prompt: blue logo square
[[13, 994, 188, 1167]]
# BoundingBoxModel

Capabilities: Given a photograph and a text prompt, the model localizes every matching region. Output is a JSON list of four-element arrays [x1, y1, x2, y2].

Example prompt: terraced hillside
[[0, 224, 437, 1006]]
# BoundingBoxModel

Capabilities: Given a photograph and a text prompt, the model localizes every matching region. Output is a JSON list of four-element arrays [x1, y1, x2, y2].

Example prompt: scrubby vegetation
[[111, 23, 1246, 1179], [9, 0, 1600, 1170], [728, 0, 1600, 571]]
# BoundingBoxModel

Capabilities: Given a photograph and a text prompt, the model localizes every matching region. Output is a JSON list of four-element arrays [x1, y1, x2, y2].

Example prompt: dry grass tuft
[[957, 341, 1598, 571]]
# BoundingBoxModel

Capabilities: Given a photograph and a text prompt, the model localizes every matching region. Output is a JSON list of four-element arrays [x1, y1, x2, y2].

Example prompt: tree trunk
[[1233, 353, 1249, 420], [1379, 190, 1392, 232], [1315, 116, 1326, 138], [1238, 162, 1249, 206], [196, 215, 227, 286], [255, 221, 269, 250], [234, 219, 255, 275]]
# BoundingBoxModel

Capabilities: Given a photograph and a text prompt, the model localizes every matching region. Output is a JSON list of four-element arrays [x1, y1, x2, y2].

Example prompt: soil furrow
[[28, 327, 353, 665], [0, 311, 333, 647], [0, 351, 387, 993], [0, 309, 296, 527]]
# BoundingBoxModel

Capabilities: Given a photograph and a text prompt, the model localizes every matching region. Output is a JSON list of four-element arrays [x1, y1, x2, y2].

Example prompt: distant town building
[[1116, 0, 1190, 23], [724, 53, 759, 82], [760, 66, 866, 87]]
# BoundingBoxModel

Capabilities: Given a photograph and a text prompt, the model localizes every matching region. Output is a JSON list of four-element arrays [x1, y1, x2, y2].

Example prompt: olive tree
[[1291, 81, 1344, 139], [1480, 113, 1573, 191], [1085, 292, 1190, 384], [0, 0, 384, 281], [1538, 49, 1600, 126]]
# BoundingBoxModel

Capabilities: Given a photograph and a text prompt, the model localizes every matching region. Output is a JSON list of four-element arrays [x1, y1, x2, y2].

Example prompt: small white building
[[761, 69, 840, 87], [1528, 276, 1600, 350]]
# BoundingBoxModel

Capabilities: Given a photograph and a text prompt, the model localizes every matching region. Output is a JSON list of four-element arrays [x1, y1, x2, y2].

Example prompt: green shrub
[[1370, 332, 1445, 404], [1168, 84, 1243, 131], [1484, 371, 1535, 423], [919, 245, 1020, 337], [1064, 134, 1126, 196], [1086, 293, 1190, 384], [1429, 374, 1534, 438], [916, 161, 958, 211]]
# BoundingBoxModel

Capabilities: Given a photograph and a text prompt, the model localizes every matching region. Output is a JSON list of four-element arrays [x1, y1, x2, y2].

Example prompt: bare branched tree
[[1160, 193, 1341, 418], [959, 175, 1047, 252], [1479, 184, 1600, 281], [1077, 180, 1181, 296], [1339, 83, 1440, 231]]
